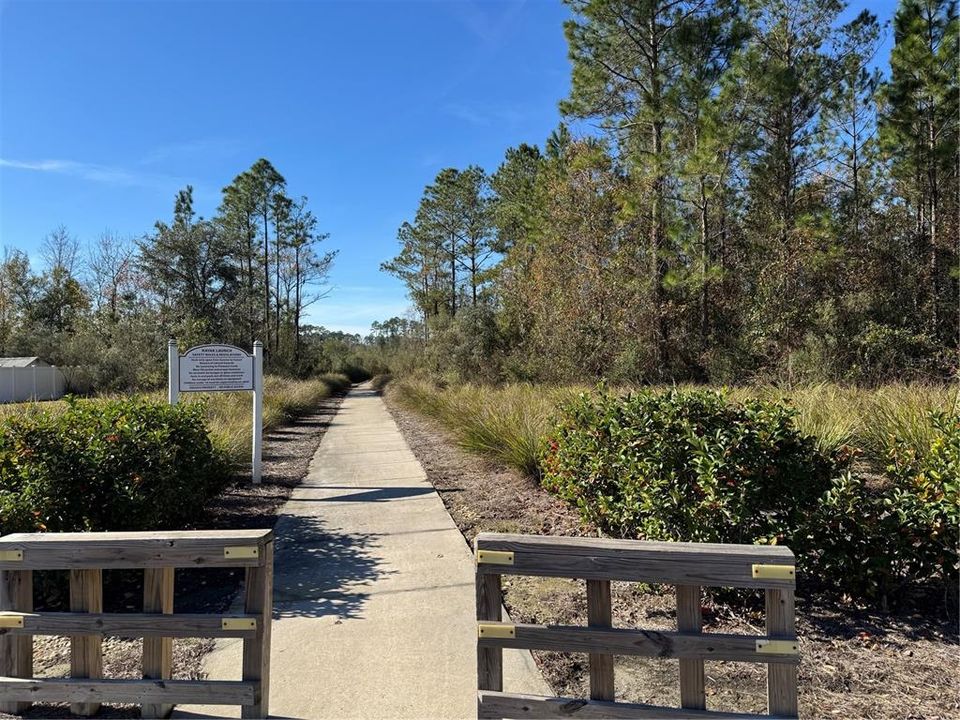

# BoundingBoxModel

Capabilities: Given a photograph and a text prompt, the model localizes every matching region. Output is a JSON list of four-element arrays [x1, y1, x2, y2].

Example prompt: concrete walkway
[[177, 385, 548, 719]]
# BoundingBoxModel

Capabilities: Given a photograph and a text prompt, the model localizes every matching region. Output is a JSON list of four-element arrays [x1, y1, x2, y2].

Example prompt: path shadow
[[290, 486, 435, 503], [271, 513, 392, 620]]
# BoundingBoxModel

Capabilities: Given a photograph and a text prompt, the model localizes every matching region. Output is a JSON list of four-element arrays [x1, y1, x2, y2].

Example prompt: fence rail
[[475, 533, 798, 720], [0, 529, 273, 719]]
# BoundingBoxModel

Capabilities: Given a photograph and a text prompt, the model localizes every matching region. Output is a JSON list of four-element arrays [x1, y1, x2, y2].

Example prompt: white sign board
[[178, 344, 253, 392], [168, 340, 264, 483]]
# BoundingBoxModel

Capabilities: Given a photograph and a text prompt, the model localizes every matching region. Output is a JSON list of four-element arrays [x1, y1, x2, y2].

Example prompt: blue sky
[[1, 0, 897, 336]]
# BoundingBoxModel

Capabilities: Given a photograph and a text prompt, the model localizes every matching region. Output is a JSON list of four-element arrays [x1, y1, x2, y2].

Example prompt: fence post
[[0, 568, 33, 714], [476, 571, 503, 699], [677, 585, 706, 710], [586, 579, 614, 700], [766, 588, 799, 717], [142, 567, 175, 718], [241, 537, 273, 719], [70, 568, 103, 717]]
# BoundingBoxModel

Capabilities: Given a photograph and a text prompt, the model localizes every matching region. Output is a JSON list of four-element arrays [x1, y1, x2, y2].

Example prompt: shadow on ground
[[272, 512, 391, 620]]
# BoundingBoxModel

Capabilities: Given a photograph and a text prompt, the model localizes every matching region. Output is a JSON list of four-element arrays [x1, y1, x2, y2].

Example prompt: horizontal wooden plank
[[477, 623, 799, 664], [0, 531, 272, 570], [475, 535, 793, 589], [476, 534, 794, 563], [478, 691, 790, 719], [0, 678, 255, 705], [0, 612, 258, 638]]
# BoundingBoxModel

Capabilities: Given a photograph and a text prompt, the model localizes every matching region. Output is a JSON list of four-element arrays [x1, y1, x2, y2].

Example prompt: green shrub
[[810, 413, 958, 599], [541, 387, 843, 546], [0, 397, 229, 534]]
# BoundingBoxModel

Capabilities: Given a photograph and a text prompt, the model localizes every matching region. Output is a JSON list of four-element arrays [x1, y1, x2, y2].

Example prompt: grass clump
[[390, 379, 579, 475], [193, 374, 350, 461]]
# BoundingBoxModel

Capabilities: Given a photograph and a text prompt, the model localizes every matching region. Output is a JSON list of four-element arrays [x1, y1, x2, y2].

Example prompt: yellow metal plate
[[222, 617, 257, 631], [477, 550, 514, 566], [0, 550, 23, 562], [756, 639, 799, 655], [478, 623, 516, 639], [751, 563, 795, 581], [224, 546, 259, 559], [0, 613, 24, 628]]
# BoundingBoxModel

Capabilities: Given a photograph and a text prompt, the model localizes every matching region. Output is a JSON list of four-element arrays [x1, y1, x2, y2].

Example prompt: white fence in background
[[0, 366, 67, 403]]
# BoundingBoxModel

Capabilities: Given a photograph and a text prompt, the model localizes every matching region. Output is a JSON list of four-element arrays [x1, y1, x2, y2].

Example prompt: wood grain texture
[[477, 691, 794, 719], [0, 678, 255, 705], [476, 533, 795, 562], [677, 585, 706, 710], [475, 622, 798, 663], [0, 569, 33, 714], [241, 539, 273, 720], [586, 580, 614, 701], [765, 588, 798, 718], [475, 549, 793, 590], [69, 568, 103, 717], [0, 530, 272, 570], [3, 612, 259, 638], [141, 567, 174, 719], [476, 571, 504, 695]]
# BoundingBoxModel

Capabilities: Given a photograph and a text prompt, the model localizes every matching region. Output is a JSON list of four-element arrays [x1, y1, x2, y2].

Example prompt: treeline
[[380, 0, 959, 385], [0, 158, 347, 390]]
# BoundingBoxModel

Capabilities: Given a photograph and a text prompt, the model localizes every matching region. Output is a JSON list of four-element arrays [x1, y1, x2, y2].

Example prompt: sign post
[[252, 341, 263, 484], [167, 340, 263, 483], [167, 339, 179, 405]]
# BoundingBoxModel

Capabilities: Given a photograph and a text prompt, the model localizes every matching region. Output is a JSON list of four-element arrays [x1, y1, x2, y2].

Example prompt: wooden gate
[[0, 529, 273, 718], [475, 533, 798, 719]]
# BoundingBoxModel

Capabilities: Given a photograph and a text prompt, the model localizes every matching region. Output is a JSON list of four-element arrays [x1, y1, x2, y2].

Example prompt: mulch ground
[[384, 390, 960, 720], [2, 394, 343, 719]]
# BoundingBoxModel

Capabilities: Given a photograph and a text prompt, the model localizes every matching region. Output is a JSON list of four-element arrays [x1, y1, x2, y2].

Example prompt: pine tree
[[879, 0, 959, 340]]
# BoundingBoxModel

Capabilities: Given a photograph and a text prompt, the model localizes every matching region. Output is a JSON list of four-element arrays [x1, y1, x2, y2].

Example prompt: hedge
[[541, 387, 958, 600], [0, 396, 229, 534]]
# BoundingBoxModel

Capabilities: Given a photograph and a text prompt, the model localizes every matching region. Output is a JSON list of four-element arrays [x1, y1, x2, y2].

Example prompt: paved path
[[177, 385, 548, 719]]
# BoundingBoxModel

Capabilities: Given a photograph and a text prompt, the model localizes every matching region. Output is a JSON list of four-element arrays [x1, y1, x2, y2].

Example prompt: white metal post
[[167, 339, 179, 405], [252, 341, 263, 484]]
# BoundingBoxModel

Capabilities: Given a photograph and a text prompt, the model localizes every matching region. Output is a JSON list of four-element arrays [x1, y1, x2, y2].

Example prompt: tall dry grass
[[0, 373, 350, 465], [391, 378, 956, 474], [179, 373, 350, 461], [390, 379, 582, 474]]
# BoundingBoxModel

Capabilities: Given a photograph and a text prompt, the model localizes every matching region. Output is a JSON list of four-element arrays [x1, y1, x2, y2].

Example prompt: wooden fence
[[475, 533, 799, 719], [0, 529, 274, 719]]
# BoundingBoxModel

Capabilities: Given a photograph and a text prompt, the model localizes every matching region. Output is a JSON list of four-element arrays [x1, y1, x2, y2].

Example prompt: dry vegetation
[[391, 378, 957, 475], [0, 373, 350, 466], [386, 382, 960, 719]]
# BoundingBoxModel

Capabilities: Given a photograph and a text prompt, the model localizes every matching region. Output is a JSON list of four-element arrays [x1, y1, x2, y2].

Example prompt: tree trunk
[[263, 210, 270, 358], [699, 178, 709, 347]]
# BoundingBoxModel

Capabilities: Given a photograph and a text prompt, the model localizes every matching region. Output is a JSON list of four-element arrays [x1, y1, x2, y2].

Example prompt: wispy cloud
[[445, 0, 527, 47], [0, 156, 189, 191], [442, 102, 525, 128]]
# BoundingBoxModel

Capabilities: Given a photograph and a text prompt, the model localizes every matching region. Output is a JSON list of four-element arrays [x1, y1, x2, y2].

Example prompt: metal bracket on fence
[[222, 617, 257, 631], [224, 546, 259, 559], [477, 550, 514, 565], [756, 639, 799, 655], [478, 624, 516, 639], [751, 563, 795, 580]]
